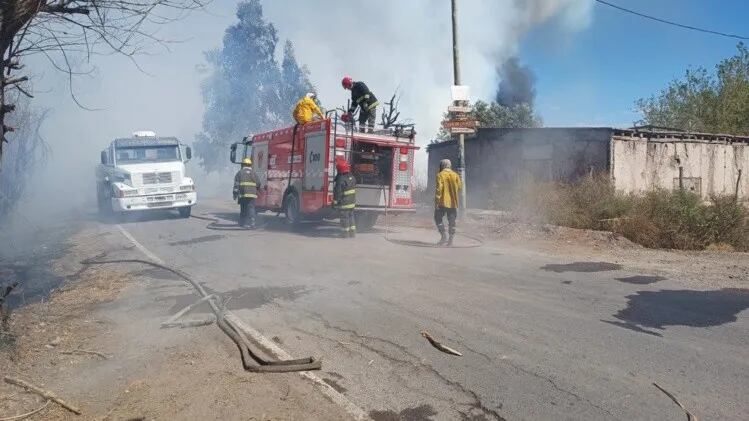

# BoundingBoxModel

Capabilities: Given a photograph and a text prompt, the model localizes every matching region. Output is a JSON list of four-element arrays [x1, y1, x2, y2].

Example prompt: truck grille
[[142, 172, 172, 185]]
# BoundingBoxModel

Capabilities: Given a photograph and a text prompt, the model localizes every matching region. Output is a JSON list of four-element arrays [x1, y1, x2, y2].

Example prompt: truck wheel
[[178, 207, 192, 218], [355, 212, 379, 232], [284, 192, 301, 227]]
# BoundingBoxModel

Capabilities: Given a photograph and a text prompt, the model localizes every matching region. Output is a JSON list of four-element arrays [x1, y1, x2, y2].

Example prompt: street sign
[[451, 85, 470, 101], [442, 118, 478, 130], [447, 105, 472, 113], [449, 127, 476, 134]]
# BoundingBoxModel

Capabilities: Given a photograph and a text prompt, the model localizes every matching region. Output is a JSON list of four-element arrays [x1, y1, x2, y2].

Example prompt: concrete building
[[426, 127, 748, 209]]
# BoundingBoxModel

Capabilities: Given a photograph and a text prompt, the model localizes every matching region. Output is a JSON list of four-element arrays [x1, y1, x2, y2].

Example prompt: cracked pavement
[[112, 199, 749, 420]]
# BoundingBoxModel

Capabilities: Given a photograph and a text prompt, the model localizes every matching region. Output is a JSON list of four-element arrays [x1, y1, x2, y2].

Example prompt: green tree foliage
[[194, 0, 314, 172], [637, 43, 749, 134]]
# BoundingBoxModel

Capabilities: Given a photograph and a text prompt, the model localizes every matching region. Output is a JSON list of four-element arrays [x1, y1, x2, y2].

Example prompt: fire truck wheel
[[355, 212, 378, 232], [284, 191, 301, 227]]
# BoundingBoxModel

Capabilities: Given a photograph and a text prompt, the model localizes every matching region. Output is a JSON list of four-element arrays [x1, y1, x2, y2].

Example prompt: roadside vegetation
[[492, 174, 749, 251]]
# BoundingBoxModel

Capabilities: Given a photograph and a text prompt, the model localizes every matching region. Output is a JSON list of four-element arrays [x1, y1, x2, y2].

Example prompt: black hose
[[81, 254, 321, 372], [190, 214, 268, 232]]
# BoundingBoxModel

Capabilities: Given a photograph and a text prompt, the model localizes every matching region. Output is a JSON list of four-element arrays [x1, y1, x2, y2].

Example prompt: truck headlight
[[114, 186, 137, 198], [180, 184, 195, 192]]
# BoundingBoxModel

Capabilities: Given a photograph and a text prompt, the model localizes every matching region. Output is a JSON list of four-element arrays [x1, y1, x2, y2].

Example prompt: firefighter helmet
[[242, 157, 252, 166], [336, 159, 350, 173], [341, 76, 353, 89]]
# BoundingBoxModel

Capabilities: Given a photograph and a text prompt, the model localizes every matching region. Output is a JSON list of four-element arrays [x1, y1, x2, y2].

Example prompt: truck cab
[[96, 131, 197, 218]]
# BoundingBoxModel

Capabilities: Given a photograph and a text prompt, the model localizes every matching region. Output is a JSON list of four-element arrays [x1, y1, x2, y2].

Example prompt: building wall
[[612, 136, 749, 201], [427, 128, 612, 208]]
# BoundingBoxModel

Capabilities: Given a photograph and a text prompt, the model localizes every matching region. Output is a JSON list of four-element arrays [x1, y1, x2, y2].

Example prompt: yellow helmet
[[242, 157, 252, 166]]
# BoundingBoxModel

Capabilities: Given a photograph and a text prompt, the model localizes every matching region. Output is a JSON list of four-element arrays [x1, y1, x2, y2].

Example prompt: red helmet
[[336, 159, 350, 173], [341, 76, 353, 89]]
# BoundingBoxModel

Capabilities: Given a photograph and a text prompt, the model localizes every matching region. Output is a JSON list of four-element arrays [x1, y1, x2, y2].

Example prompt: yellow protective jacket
[[293, 97, 323, 125], [435, 168, 462, 208]]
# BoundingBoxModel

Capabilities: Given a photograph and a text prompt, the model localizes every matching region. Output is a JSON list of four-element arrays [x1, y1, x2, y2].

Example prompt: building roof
[[427, 126, 749, 151]]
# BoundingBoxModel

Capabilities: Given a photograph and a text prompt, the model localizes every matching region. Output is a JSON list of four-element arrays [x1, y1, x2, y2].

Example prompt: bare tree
[[0, 95, 47, 220], [380, 92, 401, 129], [0, 0, 209, 167]]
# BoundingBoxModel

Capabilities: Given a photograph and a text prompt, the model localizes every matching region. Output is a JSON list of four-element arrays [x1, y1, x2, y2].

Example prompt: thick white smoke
[[263, 0, 593, 170]]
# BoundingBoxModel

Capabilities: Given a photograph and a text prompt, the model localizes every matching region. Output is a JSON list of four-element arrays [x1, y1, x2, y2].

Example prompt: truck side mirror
[[100, 151, 107, 165], [185, 146, 192, 160], [230, 143, 238, 164]]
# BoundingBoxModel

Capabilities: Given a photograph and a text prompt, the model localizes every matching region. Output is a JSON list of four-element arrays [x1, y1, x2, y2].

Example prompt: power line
[[595, 0, 749, 41]]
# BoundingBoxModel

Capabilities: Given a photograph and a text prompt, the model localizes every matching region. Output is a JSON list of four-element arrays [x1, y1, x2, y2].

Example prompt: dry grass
[[492, 174, 749, 251]]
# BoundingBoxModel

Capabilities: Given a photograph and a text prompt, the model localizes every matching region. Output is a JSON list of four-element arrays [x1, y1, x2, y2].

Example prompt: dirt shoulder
[[388, 207, 748, 290], [1, 222, 352, 420]]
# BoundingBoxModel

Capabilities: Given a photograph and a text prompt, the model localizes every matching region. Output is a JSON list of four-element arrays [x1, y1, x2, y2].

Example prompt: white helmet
[[306, 92, 316, 99]]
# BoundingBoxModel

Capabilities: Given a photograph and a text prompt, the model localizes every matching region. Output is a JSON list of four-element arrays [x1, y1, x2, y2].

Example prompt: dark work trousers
[[339, 209, 356, 237], [239, 198, 256, 227], [434, 206, 457, 235], [358, 107, 377, 133]]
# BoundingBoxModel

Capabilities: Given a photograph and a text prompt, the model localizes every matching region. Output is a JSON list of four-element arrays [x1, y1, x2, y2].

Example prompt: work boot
[[446, 234, 454, 247], [438, 230, 447, 245], [349, 229, 356, 238]]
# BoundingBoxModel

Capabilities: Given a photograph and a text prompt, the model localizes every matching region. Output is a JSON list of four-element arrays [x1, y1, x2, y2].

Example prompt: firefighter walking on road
[[434, 159, 462, 246], [341, 76, 378, 133], [333, 159, 357, 238], [233, 158, 261, 228], [293, 92, 324, 125]]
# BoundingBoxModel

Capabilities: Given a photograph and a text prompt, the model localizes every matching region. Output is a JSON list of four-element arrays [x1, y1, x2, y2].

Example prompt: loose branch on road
[[0, 399, 50, 421], [420, 331, 463, 356], [3, 376, 81, 415]]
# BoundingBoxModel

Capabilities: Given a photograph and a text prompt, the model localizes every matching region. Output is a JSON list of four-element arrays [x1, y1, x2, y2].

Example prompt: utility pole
[[451, 0, 468, 216]]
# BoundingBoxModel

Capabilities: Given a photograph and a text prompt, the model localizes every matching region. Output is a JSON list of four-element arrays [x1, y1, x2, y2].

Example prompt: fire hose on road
[[81, 254, 321, 373]]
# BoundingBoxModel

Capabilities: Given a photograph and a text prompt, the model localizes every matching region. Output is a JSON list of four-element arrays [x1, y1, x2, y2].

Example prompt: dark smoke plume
[[495, 57, 536, 107]]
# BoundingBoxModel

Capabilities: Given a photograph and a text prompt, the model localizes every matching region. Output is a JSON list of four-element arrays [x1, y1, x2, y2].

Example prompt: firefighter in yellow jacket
[[434, 158, 462, 246], [293, 92, 324, 125]]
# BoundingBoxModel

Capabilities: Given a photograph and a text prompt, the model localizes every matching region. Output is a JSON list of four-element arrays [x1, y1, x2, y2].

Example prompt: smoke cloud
[[496, 57, 536, 107], [0, 0, 593, 237], [262, 0, 592, 164]]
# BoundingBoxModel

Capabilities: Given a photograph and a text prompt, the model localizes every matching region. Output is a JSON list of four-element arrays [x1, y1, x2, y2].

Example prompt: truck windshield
[[115, 145, 180, 164]]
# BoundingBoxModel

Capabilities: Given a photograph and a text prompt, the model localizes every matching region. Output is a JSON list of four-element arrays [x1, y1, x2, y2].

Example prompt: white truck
[[96, 131, 197, 218]]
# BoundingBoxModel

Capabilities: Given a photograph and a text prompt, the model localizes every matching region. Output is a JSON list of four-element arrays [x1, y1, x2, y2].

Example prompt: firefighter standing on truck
[[233, 158, 261, 229], [333, 159, 357, 238], [341, 76, 378, 133], [434, 158, 462, 246], [293, 92, 324, 125]]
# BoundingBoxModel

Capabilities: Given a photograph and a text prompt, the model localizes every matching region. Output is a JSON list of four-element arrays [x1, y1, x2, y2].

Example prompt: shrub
[[492, 175, 749, 251]]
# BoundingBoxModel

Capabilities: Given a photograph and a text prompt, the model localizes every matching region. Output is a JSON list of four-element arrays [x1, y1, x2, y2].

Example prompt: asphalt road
[[113, 200, 749, 421]]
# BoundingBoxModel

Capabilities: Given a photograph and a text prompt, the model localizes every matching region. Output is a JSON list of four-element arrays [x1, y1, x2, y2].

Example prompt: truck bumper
[[112, 192, 197, 212]]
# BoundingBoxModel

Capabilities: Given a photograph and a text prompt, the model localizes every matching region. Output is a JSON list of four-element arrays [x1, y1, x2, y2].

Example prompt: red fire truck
[[229, 116, 417, 230]]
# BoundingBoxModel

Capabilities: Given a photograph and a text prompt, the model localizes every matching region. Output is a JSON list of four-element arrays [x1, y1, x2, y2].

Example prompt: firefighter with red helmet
[[341, 76, 378, 133], [333, 158, 357, 238]]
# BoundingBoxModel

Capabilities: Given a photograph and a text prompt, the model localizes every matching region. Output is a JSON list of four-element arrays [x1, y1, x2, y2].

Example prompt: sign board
[[451, 85, 470, 102], [449, 127, 476, 134], [447, 105, 472, 113], [442, 119, 479, 130]]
